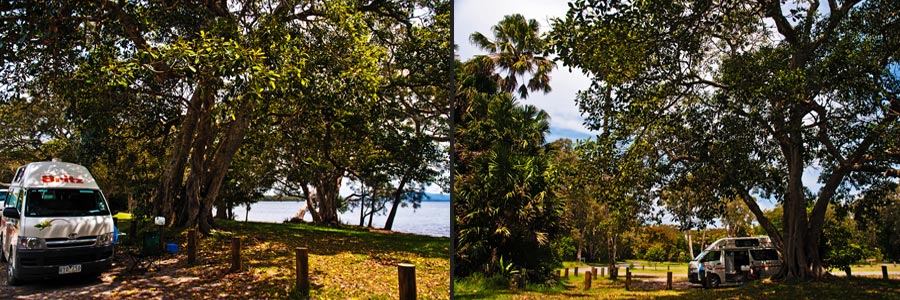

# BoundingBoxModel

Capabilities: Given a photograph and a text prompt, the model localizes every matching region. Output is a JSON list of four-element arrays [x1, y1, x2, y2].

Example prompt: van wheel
[[706, 274, 721, 289], [7, 252, 20, 286]]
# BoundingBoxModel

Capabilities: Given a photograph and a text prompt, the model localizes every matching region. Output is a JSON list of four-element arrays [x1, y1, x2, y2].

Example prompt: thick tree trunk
[[197, 104, 251, 234], [153, 84, 205, 222], [577, 241, 583, 262], [180, 95, 213, 229], [383, 175, 410, 230], [301, 185, 321, 223], [314, 174, 343, 225], [772, 115, 826, 280], [686, 230, 694, 260]]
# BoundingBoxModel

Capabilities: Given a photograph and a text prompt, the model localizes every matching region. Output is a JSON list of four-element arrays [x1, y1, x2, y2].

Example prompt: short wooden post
[[584, 269, 592, 290], [611, 266, 618, 280], [564, 268, 569, 278], [187, 229, 197, 264], [625, 268, 631, 291], [296, 248, 309, 298], [847, 267, 852, 277], [667, 271, 673, 290], [883, 265, 889, 280], [575, 266, 579, 276], [399, 263, 416, 300], [593, 267, 597, 279], [509, 274, 519, 292], [519, 268, 526, 290], [230, 237, 242, 272], [601, 267, 605, 277], [557, 269, 561, 278]]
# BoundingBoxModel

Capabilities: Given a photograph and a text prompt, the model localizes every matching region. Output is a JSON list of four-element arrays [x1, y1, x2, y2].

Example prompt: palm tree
[[469, 14, 555, 99]]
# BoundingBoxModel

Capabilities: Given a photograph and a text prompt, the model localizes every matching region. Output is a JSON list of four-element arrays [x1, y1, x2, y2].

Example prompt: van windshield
[[25, 189, 109, 217]]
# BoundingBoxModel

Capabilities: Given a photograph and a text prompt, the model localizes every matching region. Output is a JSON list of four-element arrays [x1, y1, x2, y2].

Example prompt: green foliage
[[454, 54, 565, 281], [0, 0, 450, 232], [469, 14, 555, 99], [643, 245, 667, 262]]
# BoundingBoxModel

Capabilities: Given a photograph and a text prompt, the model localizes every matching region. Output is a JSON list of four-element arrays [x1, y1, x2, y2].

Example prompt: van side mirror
[[3, 207, 20, 219]]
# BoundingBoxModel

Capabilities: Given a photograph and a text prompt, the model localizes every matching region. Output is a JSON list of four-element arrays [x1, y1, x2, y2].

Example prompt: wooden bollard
[[847, 267, 852, 277], [611, 266, 618, 280], [296, 248, 309, 298], [187, 229, 197, 264], [584, 269, 592, 290], [399, 263, 416, 300], [593, 267, 597, 279], [564, 268, 569, 278], [601, 267, 605, 277], [625, 268, 631, 291], [230, 237, 242, 272], [883, 265, 889, 280], [667, 271, 673, 290], [575, 266, 579, 276]]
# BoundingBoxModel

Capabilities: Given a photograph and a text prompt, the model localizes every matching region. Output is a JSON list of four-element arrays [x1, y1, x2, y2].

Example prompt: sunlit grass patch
[[195, 220, 450, 299]]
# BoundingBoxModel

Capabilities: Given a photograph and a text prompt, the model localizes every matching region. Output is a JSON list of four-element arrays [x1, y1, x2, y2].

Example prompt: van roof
[[13, 162, 100, 190]]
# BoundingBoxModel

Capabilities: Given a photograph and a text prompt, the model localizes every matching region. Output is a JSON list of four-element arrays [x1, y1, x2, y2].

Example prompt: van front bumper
[[13, 245, 114, 279], [688, 269, 704, 284]]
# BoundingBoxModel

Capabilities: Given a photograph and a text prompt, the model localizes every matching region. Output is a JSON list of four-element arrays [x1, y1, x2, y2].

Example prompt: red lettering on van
[[41, 175, 84, 184]]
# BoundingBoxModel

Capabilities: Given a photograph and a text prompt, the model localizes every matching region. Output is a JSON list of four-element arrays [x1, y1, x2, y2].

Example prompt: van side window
[[751, 249, 779, 261], [16, 189, 24, 211], [5, 189, 17, 208], [703, 251, 721, 262], [12, 167, 25, 184]]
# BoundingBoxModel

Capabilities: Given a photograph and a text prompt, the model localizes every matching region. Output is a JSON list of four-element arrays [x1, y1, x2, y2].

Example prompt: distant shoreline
[[256, 193, 450, 202], [254, 198, 451, 202]]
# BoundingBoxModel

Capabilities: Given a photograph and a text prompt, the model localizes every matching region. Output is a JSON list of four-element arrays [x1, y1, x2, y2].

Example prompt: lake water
[[227, 200, 450, 237]]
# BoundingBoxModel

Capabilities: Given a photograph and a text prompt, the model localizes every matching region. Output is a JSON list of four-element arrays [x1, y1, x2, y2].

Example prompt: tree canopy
[[0, 0, 449, 234]]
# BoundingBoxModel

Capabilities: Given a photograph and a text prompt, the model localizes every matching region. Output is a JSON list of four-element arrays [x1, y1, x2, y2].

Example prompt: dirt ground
[[0, 254, 244, 300]]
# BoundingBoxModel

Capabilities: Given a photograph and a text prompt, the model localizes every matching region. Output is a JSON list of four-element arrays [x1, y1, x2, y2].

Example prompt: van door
[[725, 250, 751, 282]]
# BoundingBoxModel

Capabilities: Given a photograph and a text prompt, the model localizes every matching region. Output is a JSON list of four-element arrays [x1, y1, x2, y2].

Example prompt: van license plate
[[59, 264, 82, 274]]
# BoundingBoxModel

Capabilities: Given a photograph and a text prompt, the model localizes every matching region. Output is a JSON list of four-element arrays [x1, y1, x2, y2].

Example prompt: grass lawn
[[456, 260, 900, 300]]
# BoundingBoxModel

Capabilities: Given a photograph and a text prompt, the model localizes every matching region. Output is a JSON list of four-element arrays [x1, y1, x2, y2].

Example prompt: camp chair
[[122, 230, 164, 272]]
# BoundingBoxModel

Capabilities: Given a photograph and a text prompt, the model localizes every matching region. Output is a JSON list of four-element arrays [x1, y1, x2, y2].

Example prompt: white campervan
[[687, 236, 782, 288], [1, 161, 115, 285]]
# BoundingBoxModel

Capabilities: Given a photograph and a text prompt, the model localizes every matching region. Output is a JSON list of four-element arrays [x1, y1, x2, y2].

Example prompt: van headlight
[[18, 237, 47, 250], [95, 232, 114, 246]]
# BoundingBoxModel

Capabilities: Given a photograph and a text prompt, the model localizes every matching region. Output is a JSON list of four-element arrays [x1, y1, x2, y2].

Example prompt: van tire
[[7, 251, 20, 286], [705, 274, 721, 289], [0, 237, 5, 263]]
